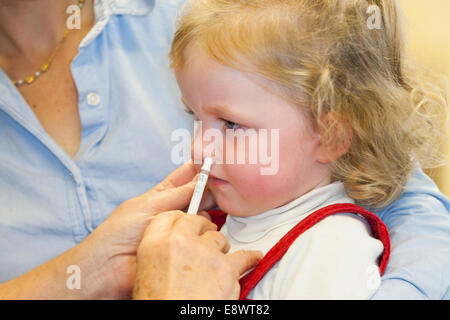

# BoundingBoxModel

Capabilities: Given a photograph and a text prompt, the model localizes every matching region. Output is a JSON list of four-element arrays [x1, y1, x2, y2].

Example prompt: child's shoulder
[[270, 213, 385, 299], [308, 212, 375, 236], [286, 212, 384, 254]]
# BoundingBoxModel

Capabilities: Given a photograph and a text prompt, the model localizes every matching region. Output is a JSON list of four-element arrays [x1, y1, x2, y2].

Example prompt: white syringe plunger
[[186, 157, 214, 215]]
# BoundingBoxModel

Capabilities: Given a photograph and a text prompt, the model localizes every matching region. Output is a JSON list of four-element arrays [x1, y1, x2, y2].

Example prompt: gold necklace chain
[[12, 0, 85, 86]]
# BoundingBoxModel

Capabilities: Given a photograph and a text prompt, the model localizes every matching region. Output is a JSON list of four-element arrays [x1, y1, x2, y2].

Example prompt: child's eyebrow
[[181, 98, 240, 119], [181, 98, 257, 127], [207, 105, 259, 128], [206, 104, 239, 118]]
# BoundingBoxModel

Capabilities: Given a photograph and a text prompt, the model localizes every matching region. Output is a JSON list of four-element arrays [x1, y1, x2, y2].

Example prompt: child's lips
[[208, 174, 229, 187]]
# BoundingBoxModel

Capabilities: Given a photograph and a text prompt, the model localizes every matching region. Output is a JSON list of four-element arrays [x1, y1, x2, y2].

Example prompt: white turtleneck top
[[220, 181, 384, 299]]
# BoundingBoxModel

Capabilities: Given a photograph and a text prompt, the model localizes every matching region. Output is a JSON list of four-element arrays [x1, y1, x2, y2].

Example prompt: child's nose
[[191, 125, 222, 167], [191, 137, 217, 166], [191, 131, 203, 167]]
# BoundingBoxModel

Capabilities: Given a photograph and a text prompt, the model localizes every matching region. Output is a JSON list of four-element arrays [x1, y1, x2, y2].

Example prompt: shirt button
[[86, 92, 101, 106]]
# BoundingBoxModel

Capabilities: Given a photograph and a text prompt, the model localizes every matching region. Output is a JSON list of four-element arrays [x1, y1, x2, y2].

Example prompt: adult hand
[[87, 160, 217, 298], [133, 211, 263, 300], [0, 161, 215, 299]]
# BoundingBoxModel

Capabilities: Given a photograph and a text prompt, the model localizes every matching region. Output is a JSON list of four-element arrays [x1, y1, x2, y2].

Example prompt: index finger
[[172, 214, 218, 236], [146, 160, 198, 195], [142, 210, 184, 239], [227, 250, 263, 278]]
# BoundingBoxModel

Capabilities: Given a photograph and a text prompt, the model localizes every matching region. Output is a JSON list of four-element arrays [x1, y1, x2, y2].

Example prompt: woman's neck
[[0, 0, 92, 60]]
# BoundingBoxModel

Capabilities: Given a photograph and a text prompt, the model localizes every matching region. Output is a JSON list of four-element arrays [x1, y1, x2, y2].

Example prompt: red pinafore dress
[[208, 203, 391, 300]]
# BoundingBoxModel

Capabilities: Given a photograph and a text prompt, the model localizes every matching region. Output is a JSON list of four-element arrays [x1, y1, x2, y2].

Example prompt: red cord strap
[[209, 203, 390, 300]]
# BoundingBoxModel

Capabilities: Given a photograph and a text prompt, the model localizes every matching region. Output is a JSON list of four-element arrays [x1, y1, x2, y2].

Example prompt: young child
[[169, 0, 447, 299]]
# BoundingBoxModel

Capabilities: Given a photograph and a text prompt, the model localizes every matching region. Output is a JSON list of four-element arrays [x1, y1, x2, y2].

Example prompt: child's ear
[[316, 112, 353, 164]]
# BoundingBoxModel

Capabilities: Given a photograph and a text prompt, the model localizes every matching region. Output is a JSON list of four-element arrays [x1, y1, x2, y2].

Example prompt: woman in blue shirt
[[0, 0, 448, 299]]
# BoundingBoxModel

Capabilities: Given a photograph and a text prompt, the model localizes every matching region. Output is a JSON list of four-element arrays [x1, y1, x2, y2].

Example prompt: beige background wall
[[399, 0, 450, 197]]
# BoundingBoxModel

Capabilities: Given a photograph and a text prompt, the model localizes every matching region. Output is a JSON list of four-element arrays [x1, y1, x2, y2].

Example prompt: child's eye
[[184, 108, 199, 121], [183, 108, 194, 115], [223, 119, 241, 130]]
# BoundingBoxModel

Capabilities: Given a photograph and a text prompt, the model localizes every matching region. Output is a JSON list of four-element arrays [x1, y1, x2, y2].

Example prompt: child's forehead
[[181, 42, 217, 70], [177, 41, 309, 114]]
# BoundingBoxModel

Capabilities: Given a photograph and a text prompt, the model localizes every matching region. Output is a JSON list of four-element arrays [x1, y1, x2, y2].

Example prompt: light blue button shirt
[[0, 0, 449, 299], [0, 0, 192, 281]]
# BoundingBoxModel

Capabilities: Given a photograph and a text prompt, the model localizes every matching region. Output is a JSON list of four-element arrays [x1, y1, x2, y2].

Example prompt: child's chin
[[217, 200, 258, 217], [213, 189, 261, 217]]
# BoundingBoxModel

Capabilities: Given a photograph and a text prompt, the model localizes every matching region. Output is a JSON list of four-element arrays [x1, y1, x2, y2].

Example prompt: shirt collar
[[225, 181, 355, 243], [79, 0, 155, 48], [95, 0, 155, 19]]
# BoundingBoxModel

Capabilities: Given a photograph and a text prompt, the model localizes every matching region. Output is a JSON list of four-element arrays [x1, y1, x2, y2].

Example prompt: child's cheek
[[225, 163, 290, 210], [220, 129, 303, 214], [226, 130, 290, 186]]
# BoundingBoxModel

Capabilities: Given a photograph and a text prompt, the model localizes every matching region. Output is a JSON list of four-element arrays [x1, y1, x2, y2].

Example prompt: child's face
[[175, 50, 332, 217]]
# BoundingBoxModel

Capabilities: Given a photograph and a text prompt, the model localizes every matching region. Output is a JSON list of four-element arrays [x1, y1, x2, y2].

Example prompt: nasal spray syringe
[[187, 157, 214, 215]]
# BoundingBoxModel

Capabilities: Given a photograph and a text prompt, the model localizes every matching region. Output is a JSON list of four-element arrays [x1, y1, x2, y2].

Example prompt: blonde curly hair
[[169, 0, 449, 208]]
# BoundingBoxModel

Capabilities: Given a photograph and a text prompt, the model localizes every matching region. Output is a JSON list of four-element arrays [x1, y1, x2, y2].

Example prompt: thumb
[[198, 189, 217, 212], [227, 250, 263, 278]]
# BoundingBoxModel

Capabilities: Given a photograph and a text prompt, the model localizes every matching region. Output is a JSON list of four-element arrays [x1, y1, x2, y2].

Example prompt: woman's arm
[[0, 161, 246, 299], [0, 162, 198, 299], [0, 228, 123, 299], [371, 168, 450, 299]]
